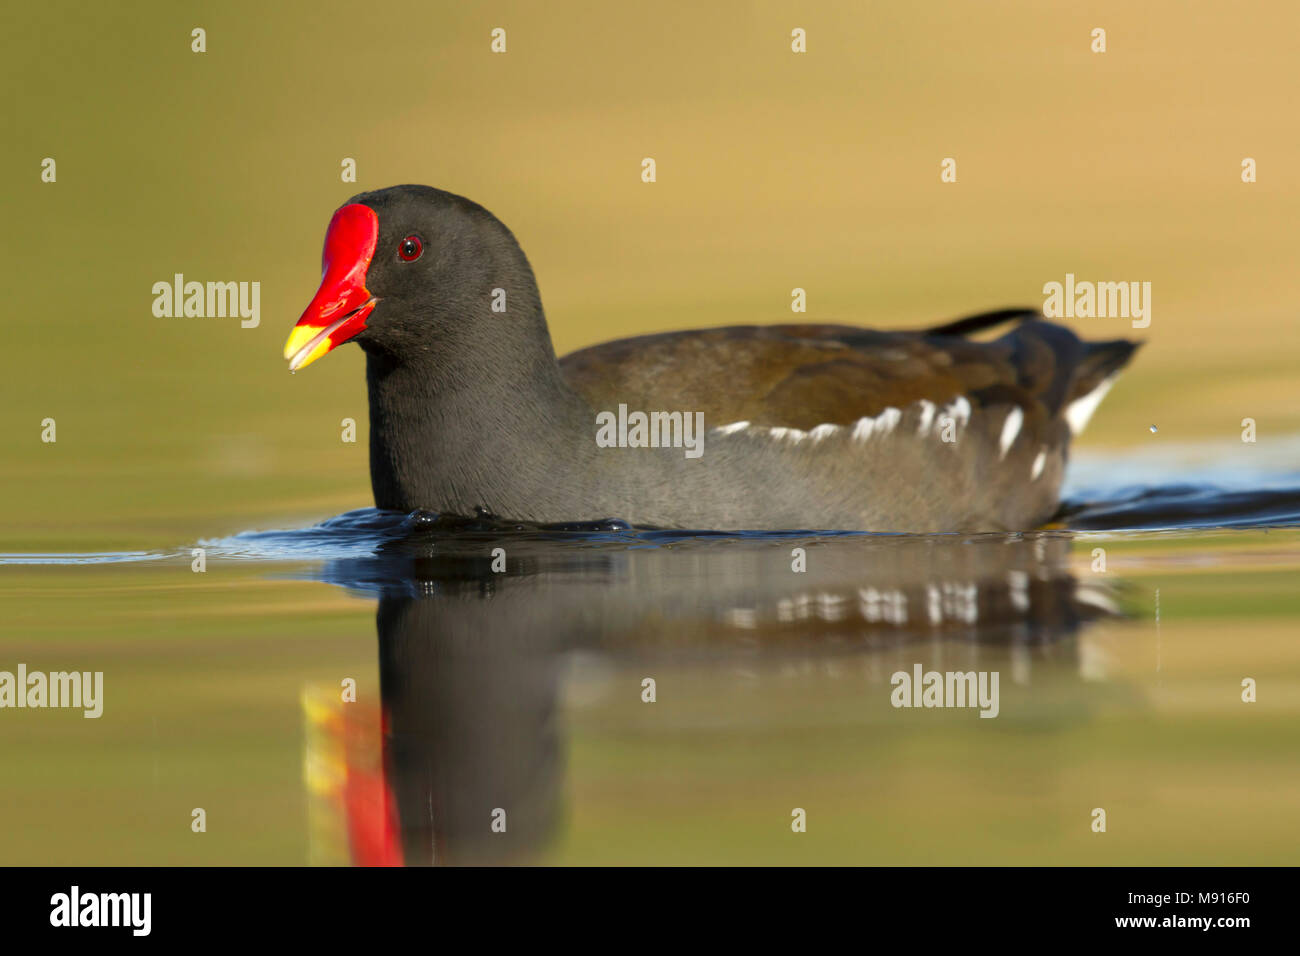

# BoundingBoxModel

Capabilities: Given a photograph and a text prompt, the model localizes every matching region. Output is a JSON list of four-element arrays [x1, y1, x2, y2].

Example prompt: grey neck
[[364, 346, 603, 519]]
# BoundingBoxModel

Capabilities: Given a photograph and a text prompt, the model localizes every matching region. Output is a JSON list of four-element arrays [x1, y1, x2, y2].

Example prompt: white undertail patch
[[1065, 375, 1117, 436]]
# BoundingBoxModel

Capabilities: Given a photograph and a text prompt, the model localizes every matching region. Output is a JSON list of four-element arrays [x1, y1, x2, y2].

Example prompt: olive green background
[[4, 0, 1298, 549], [1, 2, 1298, 867]]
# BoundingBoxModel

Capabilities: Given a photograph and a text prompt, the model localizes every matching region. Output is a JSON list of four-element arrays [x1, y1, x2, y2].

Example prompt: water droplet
[[403, 509, 440, 530]]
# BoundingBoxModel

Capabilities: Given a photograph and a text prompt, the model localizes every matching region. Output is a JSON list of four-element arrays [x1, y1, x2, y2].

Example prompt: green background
[[4, 0, 1298, 549], [1, 2, 1297, 866]]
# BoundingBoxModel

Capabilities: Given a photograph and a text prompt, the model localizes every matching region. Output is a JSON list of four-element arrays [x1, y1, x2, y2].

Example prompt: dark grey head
[[284, 184, 551, 375]]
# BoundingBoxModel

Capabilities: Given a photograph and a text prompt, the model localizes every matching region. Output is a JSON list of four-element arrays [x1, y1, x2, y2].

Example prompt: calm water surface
[[2, 448, 1299, 865]]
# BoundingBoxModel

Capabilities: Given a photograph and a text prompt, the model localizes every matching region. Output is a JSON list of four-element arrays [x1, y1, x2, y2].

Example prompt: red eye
[[398, 235, 423, 261]]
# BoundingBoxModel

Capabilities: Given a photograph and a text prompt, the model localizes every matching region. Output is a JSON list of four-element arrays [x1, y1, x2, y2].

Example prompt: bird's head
[[284, 184, 544, 372]]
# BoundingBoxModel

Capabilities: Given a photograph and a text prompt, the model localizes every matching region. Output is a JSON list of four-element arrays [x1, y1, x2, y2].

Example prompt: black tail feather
[[924, 307, 1042, 337], [1070, 338, 1143, 403]]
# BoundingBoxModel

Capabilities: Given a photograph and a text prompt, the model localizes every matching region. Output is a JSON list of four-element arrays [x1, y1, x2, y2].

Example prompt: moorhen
[[284, 185, 1139, 531]]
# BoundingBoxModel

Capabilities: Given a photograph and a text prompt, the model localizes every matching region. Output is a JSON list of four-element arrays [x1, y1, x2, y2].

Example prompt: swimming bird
[[284, 185, 1139, 531]]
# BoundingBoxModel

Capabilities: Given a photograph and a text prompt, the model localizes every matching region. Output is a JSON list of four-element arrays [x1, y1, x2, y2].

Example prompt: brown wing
[[559, 311, 1137, 432]]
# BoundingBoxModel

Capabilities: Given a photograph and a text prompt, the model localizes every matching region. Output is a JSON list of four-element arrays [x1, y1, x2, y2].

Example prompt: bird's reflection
[[375, 580, 567, 865], [305, 526, 1121, 865]]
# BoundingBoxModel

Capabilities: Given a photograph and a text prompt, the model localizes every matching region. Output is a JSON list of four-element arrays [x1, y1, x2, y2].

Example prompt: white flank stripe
[[999, 407, 1024, 458], [944, 396, 971, 428], [874, 407, 902, 434], [915, 400, 936, 434]]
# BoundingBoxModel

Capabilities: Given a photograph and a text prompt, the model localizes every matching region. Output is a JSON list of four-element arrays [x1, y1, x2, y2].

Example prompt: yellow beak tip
[[283, 325, 329, 369]]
